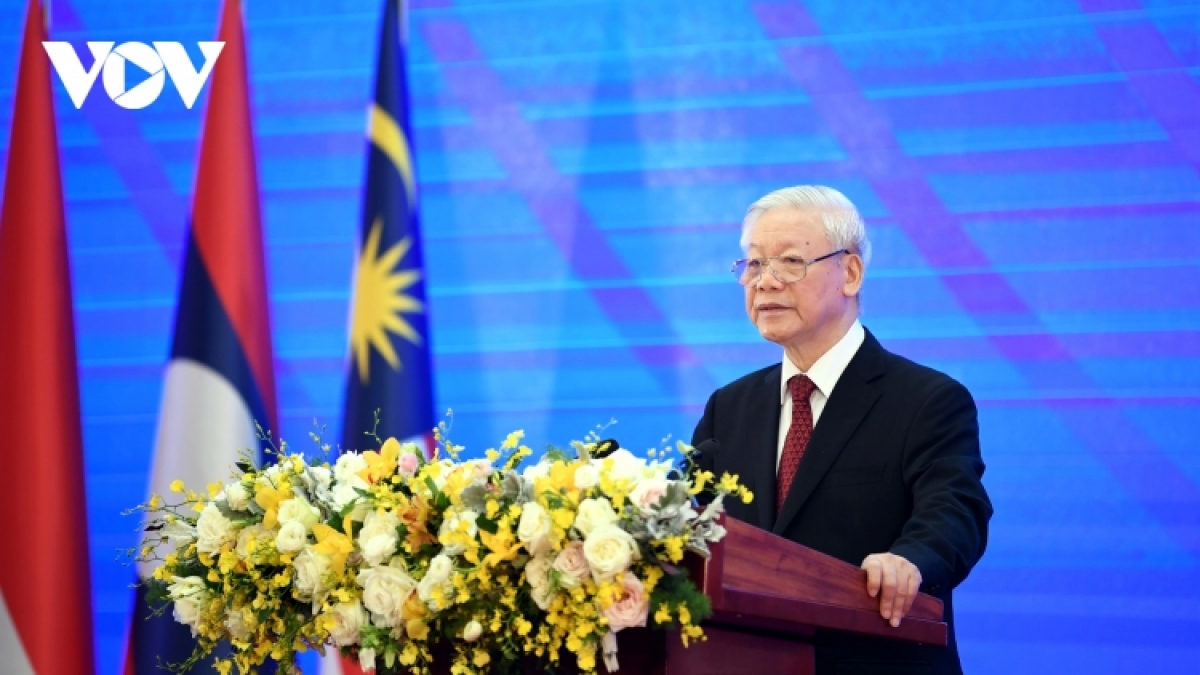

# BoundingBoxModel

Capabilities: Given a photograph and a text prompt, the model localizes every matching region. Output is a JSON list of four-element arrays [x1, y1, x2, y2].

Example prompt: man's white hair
[[740, 185, 872, 267]]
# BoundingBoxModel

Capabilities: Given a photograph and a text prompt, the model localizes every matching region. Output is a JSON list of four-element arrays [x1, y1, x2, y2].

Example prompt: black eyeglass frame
[[730, 249, 849, 285]]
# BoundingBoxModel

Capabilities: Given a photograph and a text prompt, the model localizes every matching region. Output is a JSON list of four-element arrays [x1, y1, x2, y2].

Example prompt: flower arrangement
[[131, 421, 752, 675]]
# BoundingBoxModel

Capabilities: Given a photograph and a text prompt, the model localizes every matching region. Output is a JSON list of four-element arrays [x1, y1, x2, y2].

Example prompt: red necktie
[[777, 374, 817, 515]]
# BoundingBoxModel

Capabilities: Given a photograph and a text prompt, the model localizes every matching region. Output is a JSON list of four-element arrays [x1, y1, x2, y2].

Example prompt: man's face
[[743, 207, 852, 351]]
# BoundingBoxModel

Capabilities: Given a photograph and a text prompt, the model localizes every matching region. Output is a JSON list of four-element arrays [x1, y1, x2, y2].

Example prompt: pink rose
[[553, 542, 589, 587], [398, 452, 420, 477], [629, 479, 669, 515], [603, 573, 649, 632]]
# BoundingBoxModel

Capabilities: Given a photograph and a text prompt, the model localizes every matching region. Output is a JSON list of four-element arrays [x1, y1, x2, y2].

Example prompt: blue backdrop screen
[[0, 0, 1197, 673]]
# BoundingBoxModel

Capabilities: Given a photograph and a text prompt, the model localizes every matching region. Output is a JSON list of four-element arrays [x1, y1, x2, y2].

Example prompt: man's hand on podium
[[861, 552, 922, 628]]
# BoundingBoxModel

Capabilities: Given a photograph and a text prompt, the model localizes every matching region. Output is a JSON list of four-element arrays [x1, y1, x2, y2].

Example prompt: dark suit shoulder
[[708, 362, 779, 402], [878, 345, 972, 402]]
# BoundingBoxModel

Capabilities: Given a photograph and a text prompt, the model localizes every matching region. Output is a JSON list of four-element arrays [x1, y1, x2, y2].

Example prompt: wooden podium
[[605, 517, 946, 675]]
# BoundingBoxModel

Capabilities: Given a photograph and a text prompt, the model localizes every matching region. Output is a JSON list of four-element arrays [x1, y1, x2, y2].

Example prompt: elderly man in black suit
[[692, 185, 992, 675]]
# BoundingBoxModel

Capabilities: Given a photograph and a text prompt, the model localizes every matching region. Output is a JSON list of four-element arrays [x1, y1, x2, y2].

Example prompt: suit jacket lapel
[[743, 364, 783, 530], [772, 330, 888, 535]]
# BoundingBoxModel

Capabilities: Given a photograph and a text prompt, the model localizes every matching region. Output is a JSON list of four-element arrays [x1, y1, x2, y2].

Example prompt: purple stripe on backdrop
[[418, 18, 715, 400], [1080, 1, 1200, 166], [750, 2, 1200, 552]]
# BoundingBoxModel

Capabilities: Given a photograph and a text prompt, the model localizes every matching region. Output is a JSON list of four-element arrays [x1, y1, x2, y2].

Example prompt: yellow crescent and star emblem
[[349, 218, 424, 383], [348, 102, 424, 383]]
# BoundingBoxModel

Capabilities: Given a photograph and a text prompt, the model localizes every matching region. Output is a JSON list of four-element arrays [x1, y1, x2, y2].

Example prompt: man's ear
[[842, 253, 864, 298]]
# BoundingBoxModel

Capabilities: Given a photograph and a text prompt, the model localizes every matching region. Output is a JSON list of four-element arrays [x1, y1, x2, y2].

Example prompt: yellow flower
[[718, 473, 741, 493], [654, 603, 672, 624], [406, 618, 430, 640], [148, 494, 162, 509], [473, 649, 490, 667], [312, 523, 354, 576], [501, 430, 525, 450], [741, 488, 754, 504], [169, 479, 184, 493]]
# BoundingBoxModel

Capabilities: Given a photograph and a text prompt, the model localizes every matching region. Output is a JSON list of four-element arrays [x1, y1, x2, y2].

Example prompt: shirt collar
[[780, 320, 866, 404]]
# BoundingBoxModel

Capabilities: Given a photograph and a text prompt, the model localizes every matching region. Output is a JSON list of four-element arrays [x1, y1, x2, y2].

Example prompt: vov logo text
[[42, 42, 224, 109]]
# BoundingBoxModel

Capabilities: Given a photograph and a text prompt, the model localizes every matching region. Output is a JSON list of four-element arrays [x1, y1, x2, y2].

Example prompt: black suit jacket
[[691, 328, 992, 675]]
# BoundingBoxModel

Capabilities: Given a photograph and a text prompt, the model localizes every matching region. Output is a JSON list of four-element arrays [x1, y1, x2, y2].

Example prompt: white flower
[[277, 495, 320, 530], [358, 510, 401, 566], [293, 548, 331, 601], [629, 478, 670, 516], [417, 554, 454, 607], [235, 524, 266, 558], [225, 483, 251, 511], [333, 452, 368, 482], [573, 464, 599, 490], [275, 520, 308, 553], [574, 498, 618, 537], [583, 524, 639, 582], [195, 503, 235, 555], [604, 449, 647, 482], [522, 460, 551, 482], [332, 453, 370, 513], [309, 466, 333, 492], [326, 600, 367, 647], [356, 564, 418, 628], [167, 576, 209, 635], [517, 502, 552, 556], [552, 541, 589, 589], [359, 646, 377, 672], [161, 519, 196, 549], [437, 509, 479, 556], [225, 606, 252, 641], [463, 619, 483, 642], [524, 554, 554, 610]]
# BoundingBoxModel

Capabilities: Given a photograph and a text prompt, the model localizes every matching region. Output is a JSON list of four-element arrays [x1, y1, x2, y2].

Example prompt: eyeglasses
[[731, 249, 848, 286]]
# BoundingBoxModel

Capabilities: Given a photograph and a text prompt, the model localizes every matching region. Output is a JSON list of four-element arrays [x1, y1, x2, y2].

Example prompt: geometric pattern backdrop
[[0, 1, 1196, 673]]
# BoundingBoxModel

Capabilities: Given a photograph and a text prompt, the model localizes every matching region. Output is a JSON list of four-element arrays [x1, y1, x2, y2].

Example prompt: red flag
[[0, 2, 95, 675]]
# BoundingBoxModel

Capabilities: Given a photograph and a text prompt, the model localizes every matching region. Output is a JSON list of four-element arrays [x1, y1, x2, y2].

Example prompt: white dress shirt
[[776, 320, 866, 470]]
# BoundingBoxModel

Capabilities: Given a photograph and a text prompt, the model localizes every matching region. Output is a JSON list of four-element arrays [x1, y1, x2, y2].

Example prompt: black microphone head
[[591, 438, 620, 459]]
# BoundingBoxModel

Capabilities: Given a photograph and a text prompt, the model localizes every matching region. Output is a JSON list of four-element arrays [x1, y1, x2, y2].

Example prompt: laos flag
[[125, 0, 278, 672]]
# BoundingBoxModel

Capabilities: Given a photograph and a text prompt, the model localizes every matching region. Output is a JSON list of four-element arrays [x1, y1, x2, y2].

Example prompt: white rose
[[574, 498, 618, 537], [309, 466, 333, 492], [437, 509, 479, 556], [552, 541, 589, 589], [524, 554, 554, 610], [225, 483, 251, 511], [275, 521, 308, 553], [604, 449, 648, 483], [573, 464, 599, 490], [517, 502, 552, 556], [522, 460, 551, 482], [225, 605, 252, 641], [358, 510, 401, 566], [417, 554, 454, 607], [326, 600, 367, 646], [356, 564, 418, 627], [235, 524, 266, 558], [293, 548, 332, 600], [629, 478, 670, 516], [359, 647, 377, 672], [195, 503, 236, 555], [583, 524, 639, 582], [277, 495, 320, 530], [167, 576, 209, 634], [463, 619, 483, 642], [334, 452, 368, 481]]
